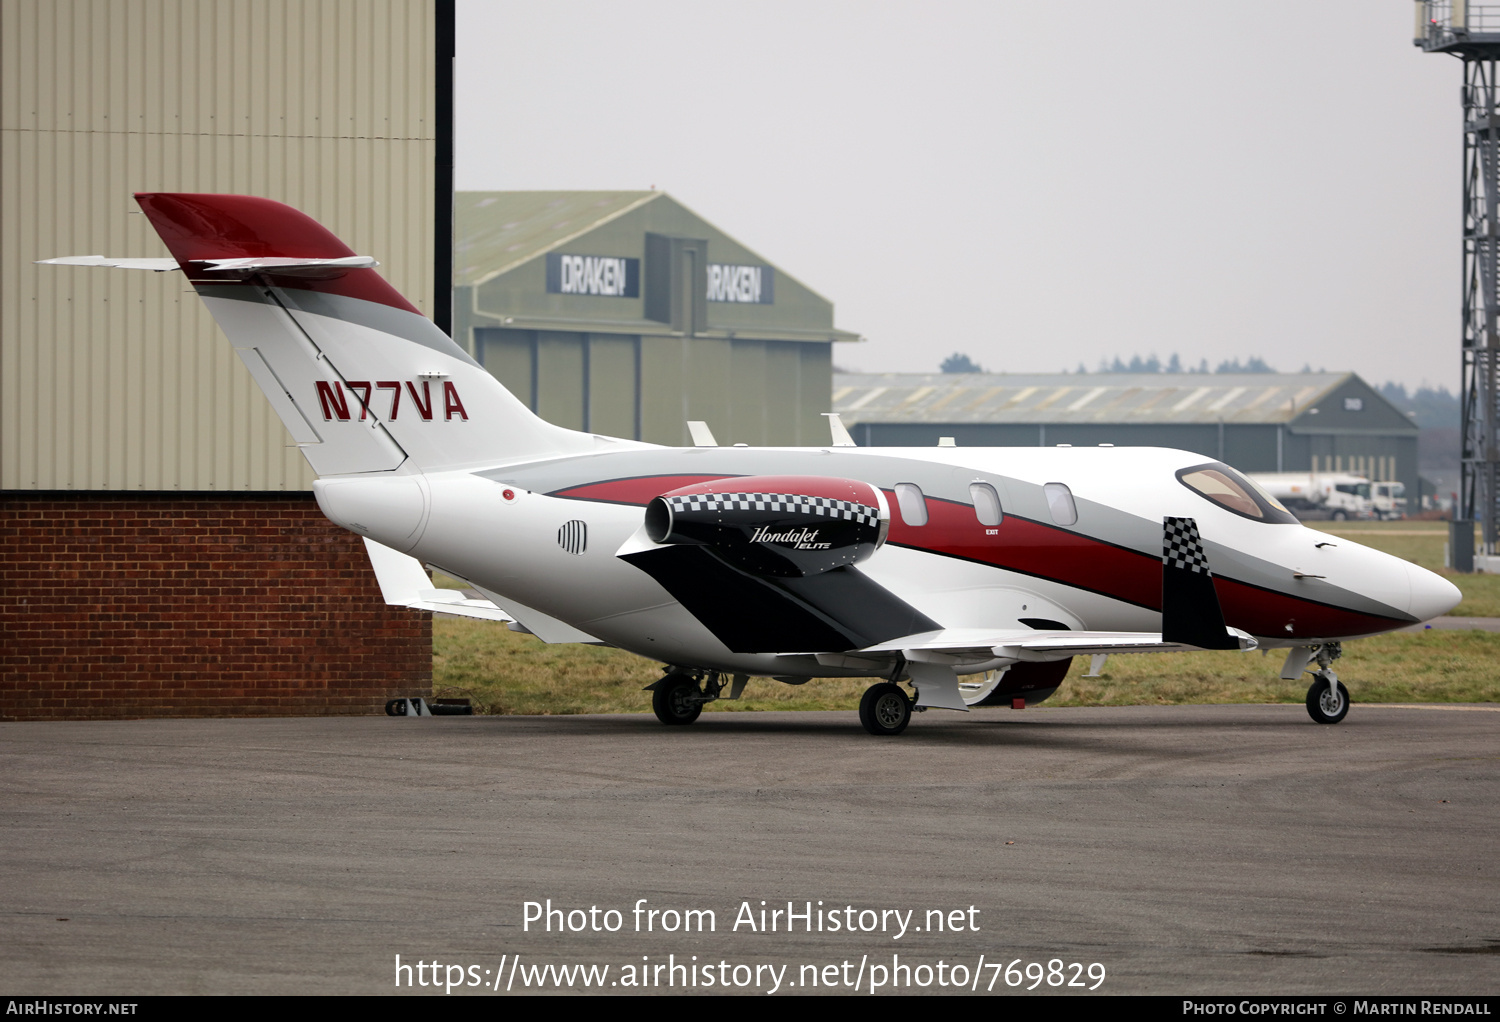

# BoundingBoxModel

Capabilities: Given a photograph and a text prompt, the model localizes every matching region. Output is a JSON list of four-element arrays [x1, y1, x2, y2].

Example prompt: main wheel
[[1305, 676, 1350, 724], [652, 676, 703, 725], [859, 682, 912, 736]]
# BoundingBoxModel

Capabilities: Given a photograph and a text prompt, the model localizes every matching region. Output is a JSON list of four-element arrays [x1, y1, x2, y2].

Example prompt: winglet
[[687, 421, 718, 447], [821, 412, 857, 446], [1161, 517, 1240, 650]]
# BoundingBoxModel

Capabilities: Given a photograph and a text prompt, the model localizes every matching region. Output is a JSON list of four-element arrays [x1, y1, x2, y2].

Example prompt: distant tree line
[[1075, 354, 1279, 374], [1377, 381, 1459, 431], [940, 353, 984, 373], [941, 352, 1287, 375]]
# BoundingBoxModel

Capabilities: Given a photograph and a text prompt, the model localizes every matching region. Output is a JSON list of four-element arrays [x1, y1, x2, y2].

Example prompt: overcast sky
[[456, 1, 1460, 390]]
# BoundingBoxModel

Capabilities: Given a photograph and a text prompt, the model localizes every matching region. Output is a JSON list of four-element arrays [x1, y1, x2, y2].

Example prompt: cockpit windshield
[[1176, 462, 1299, 524]]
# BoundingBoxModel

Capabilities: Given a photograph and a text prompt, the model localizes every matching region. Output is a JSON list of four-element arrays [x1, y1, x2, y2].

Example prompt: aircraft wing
[[362, 538, 513, 622], [858, 626, 1258, 663]]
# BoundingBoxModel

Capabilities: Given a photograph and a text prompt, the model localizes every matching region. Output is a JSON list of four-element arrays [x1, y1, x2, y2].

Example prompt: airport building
[[1, 0, 451, 720], [452, 191, 859, 447], [834, 371, 1421, 497], [0, 3, 862, 722]]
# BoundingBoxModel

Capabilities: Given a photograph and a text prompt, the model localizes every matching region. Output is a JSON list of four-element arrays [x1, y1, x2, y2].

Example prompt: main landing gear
[[858, 682, 913, 736], [652, 674, 703, 725], [1302, 642, 1349, 725], [646, 668, 749, 725]]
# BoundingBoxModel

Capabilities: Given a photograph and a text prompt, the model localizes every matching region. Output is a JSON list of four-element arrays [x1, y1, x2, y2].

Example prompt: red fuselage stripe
[[551, 475, 1408, 638]]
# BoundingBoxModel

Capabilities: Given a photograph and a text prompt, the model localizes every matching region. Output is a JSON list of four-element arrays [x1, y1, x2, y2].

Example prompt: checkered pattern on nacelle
[[1163, 517, 1212, 574], [666, 492, 880, 527]]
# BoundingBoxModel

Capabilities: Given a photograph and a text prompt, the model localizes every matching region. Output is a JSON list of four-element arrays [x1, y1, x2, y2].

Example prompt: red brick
[[1, 494, 430, 721]]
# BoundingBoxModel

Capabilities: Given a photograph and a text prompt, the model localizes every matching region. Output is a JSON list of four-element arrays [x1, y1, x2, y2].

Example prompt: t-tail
[[46, 193, 598, 478]]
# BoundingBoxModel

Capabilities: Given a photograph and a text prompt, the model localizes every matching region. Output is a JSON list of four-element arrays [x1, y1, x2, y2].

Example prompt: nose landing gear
[[1300, 642, 1349, 724], [1306, 674, 1350, 724]]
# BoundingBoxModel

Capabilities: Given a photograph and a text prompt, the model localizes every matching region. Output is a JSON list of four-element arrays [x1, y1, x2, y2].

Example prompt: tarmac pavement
[[1400, 616, 1500, 632], [1, 704, 1496, 996]]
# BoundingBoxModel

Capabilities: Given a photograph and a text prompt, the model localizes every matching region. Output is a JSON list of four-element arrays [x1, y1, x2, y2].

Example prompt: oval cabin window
[[1043, 482, 1078, 526], [894, 483, 928, 526], [969, 482, 1002, 526]]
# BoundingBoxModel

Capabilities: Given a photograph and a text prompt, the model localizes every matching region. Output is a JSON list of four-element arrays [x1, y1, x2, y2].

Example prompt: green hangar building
[[833, 371, 1421, 498], [452, 191, 860, 447]]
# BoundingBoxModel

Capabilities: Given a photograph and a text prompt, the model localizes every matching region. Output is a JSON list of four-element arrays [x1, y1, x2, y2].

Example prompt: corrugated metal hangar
[[834, 371, 1421, 498], [2, 0, 451, 720], [452, 191, 858, 447], [0, 2, 863, 721]]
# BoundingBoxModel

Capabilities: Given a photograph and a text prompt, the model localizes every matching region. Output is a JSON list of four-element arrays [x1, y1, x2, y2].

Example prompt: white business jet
[[41, 194, 1462, 735]]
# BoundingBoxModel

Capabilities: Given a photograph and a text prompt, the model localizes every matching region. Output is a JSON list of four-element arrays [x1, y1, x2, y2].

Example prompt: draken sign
[[547, 252, 774, 305], [707, 263, 774, 304], [547, 253, 640, 298]]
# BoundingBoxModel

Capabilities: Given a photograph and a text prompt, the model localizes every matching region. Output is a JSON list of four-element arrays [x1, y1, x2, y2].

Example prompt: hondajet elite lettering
[[40, 194, 1462, 735]]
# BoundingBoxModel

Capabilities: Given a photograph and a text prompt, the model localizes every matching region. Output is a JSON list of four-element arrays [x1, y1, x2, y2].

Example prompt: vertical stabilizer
[[133, 193, 595, 475]]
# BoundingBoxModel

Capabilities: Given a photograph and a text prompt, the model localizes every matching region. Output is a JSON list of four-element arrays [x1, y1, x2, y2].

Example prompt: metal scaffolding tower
[[1416, 1, 1500, 568]]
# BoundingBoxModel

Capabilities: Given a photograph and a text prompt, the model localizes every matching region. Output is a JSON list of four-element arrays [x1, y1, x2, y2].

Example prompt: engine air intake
[[645, 475, 889, 578]]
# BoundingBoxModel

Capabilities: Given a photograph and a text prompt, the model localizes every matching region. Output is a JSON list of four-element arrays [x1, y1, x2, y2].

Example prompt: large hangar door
[[477, 327, 642, 439], [645, 233, 708, 335]]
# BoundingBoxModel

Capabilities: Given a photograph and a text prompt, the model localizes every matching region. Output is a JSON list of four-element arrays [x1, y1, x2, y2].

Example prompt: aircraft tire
[[1305, 677, 1350, 724], [652, 676, 703, 725], [859, 683, 912, 736]]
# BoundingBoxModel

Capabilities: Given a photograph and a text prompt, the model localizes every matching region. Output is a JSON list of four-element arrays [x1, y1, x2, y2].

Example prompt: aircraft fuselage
[[315, 443, 1456, 679]]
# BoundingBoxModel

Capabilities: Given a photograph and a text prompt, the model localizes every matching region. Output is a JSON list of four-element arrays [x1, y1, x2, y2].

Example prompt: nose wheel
[[859, 682, 913, 736], [1305, 672, 1349, 724]]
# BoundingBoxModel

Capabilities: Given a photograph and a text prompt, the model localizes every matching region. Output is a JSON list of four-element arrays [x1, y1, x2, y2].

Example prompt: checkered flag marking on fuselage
[[666, 492, 880, 528], [1163, 516, 1211, 575]]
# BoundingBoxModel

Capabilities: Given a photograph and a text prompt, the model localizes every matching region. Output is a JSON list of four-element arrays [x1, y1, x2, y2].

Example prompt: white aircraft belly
[[859, 543, 1160, 633]]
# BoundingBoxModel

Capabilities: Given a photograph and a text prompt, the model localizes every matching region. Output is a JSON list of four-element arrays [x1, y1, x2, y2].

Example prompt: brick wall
[[0, 494, 431, 720]]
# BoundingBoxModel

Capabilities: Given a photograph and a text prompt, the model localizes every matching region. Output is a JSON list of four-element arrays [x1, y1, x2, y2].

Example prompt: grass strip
[[433, 618, 1500, 715], [431, 524, 1500, 714]]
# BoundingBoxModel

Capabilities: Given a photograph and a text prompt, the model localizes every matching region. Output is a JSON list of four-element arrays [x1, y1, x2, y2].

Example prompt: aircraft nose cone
[[1407, 562, 1462, 622]]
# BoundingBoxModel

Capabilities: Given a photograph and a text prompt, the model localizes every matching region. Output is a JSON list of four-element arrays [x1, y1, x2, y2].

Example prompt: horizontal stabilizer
[[37, 254, 379, 277], [193, 255, 379, 275], [36, 255, 179, 271]]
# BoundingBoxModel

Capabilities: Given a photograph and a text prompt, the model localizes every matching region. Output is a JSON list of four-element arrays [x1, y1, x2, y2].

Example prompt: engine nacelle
[[645, 475, 890, 578]]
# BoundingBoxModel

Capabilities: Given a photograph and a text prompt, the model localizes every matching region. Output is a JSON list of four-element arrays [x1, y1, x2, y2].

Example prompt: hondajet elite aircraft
[[42, 193, 1462, 735]]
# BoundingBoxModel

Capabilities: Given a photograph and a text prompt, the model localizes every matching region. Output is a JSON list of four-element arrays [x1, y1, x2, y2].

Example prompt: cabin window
[[1043, 482, 1077, 526], [894, 483, 928, 526], [969, 482, 1002, 526]]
